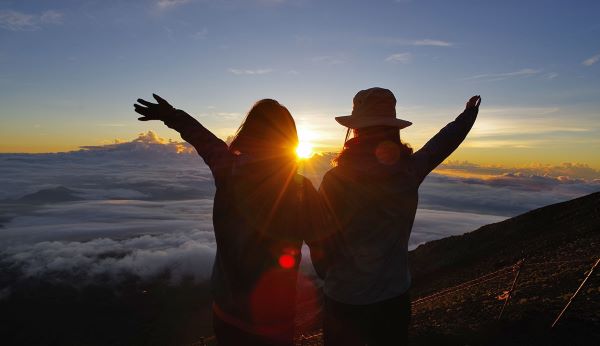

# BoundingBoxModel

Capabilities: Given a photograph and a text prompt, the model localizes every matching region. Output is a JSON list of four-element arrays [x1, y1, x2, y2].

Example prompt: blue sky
[[1, 0, 599, 168]]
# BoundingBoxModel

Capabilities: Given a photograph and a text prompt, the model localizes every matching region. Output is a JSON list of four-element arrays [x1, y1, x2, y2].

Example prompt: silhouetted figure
[[312, 88, 481, 346], [134, 95, 323, 346]]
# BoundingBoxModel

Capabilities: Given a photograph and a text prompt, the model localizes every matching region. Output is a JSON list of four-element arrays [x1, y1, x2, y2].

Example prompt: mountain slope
[[409, 191, 599, 294], [408, 191, 600, 345]]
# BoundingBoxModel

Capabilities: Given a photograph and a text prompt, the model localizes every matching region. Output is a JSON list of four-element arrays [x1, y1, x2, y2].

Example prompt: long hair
[[229, 99, 298, 161], [334, 126, 413, 166], [228, 99, 300, 236]]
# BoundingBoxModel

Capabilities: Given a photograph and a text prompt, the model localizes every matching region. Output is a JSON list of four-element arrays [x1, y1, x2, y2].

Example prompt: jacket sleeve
[[412, 106, 478, 182], [164, 109, 230, 185]]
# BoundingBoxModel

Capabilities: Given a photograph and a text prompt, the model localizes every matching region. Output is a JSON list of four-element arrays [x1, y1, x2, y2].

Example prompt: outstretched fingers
[[134, 103, 159, 121], [153, 93, 169, 105], [134, 104, 149, 115], [137, 98, 155, 107], [466, 95, 481, 109]]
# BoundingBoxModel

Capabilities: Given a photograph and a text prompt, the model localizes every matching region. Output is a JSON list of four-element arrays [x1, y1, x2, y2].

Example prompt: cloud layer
[[1, 133, 598, 288], [2, 230, 216, 284]]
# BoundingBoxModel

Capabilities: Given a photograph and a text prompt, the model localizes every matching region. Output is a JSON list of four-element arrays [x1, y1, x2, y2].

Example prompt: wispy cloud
[[482, 106, 561, 116], [257, 0, 287, 4], [461, 113, 595, 149], [228, 68, 273, 75], [412, 39, 453, 47], [467, 110, 594, 137], [157, 0, 193, 10], [0, 10, 35, 31], [542, 72, 559, 80], [463, 68, 540, 81], [191, 28, 208, 40], [582, 53, 600, 66], [96, 123, 128, 127], [371, 37, 453, 47], [0, 10, 63, 31], [385, 52, 412, 63], [39, 10, 64, 25], [311, 55, 345, 65]]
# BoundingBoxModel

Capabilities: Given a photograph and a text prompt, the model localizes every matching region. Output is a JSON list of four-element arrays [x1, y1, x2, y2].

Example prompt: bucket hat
[[335, 87, 412, 129]]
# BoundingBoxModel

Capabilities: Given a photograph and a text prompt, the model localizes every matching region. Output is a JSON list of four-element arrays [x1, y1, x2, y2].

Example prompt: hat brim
[[335, 115, 412, 129]]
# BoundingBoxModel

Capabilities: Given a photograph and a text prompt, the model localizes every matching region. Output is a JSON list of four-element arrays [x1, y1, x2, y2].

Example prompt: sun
[[296, 141, 313, 159], [295, 125, 318, 159]]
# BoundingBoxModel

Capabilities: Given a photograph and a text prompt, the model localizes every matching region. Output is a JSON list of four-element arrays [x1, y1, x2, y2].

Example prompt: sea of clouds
[[1, 131, 599, 289]]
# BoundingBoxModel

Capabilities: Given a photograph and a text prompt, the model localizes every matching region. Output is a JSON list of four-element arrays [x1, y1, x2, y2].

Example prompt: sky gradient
[[1, 0, 599, 169]]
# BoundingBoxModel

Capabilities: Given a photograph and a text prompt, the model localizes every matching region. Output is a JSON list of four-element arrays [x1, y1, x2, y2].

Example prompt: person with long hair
[[314, 88, 481, 345], [134, 95, 322, 346]]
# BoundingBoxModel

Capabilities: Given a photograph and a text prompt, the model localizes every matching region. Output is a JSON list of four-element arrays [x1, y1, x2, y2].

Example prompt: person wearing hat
[[312, 88, 481, 345]]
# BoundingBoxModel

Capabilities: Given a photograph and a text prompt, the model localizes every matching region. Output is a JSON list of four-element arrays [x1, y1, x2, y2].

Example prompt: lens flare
[[278, 254, 296, 269]]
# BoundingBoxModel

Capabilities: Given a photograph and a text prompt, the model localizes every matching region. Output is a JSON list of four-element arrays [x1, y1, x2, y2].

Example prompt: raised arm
[[413, 95, 481, 181], [134, 94, 230, 183]]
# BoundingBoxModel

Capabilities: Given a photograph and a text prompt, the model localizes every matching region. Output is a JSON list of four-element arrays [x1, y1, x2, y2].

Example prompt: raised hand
[[134, 94, 177, 122], [466, 95, 481, 110]]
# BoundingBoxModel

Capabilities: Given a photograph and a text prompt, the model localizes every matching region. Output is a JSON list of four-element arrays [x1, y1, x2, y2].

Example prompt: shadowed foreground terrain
[[1, 192, 599, 345], [0, 273, 213, 346]]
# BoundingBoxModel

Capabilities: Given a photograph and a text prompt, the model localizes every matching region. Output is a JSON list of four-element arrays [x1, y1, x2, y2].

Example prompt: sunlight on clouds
[[437, 160, 600, 181], [461, 139, 540, 149], [400, 106, 565, 145], [453, 106, 595, 150], [81, 131, 196, 154], [469, 117, 589, 137]]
